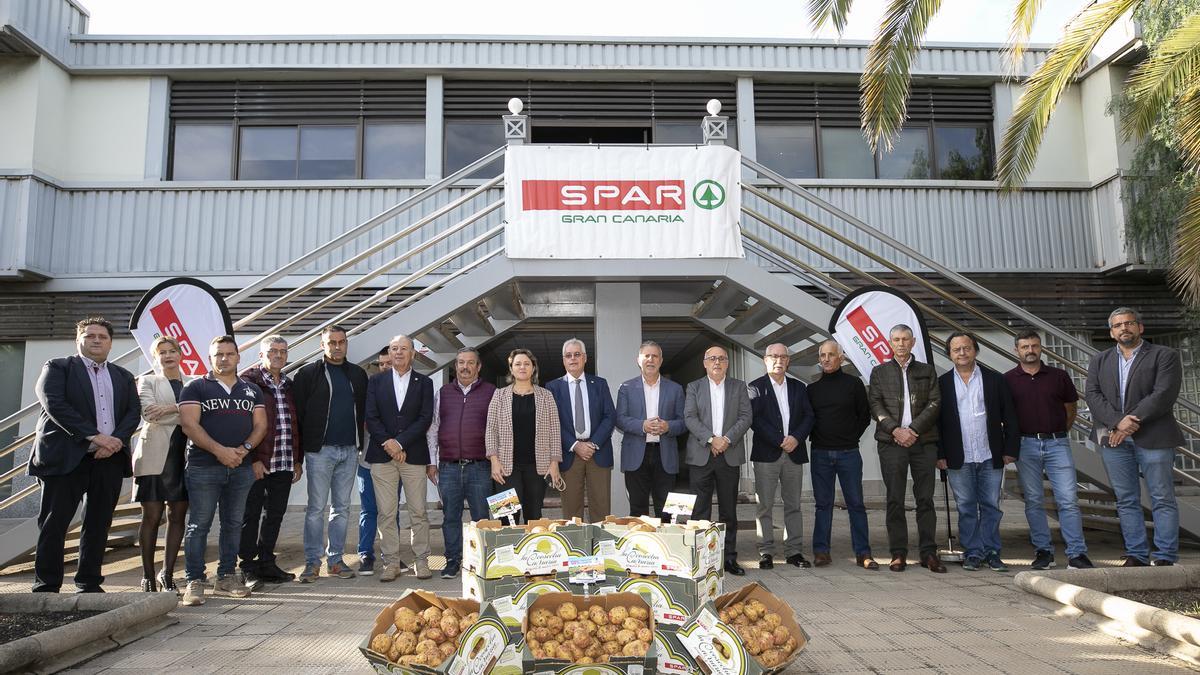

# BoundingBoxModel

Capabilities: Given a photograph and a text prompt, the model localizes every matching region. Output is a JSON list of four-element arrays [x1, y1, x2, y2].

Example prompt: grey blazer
[[683, 376, 752, 467], [1084, 341, 1184, 449]]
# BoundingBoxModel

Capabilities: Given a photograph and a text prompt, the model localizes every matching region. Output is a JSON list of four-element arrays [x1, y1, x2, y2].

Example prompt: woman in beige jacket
[[133, 336, 190, 593], [485, 348, 561, 522]]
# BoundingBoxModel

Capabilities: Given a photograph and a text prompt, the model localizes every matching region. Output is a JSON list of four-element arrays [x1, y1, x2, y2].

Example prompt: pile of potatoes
[[717, 598, 797, 668], [368, 605, 480, 668], [526, 602, 652, 664]]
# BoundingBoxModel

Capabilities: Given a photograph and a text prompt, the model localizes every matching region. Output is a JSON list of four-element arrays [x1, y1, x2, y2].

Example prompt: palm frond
[[996, 0, 1139, 189], [1168, 185, 1200, 308], [809, 0, 856, 33], [860, 0, 944, 153], [1175, 83, 1200, 172], [1123, 12, 1200, 142], [1006, 0, 1047, 75]]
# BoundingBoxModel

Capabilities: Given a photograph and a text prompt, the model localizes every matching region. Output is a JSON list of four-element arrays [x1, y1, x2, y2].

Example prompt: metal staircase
[[2, 105, 1200, 569]]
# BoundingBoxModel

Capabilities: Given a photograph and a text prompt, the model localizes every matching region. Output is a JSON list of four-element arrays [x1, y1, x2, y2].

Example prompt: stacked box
[[463, 518, 591, 579], [462, 573, 610, 635], [521, 591, 658, 674], [605, 573, 722, 628], [676, 582, 810, 675], [654, 629, 702, 675], [591, 517, 724, 580]]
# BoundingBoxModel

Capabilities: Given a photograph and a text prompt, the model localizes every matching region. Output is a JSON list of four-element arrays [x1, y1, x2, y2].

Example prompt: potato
[[622, 617, 642, 632], [588, 605, 608, 626], [571, 627, 591, 649], [763, 612, 782, 629], [422, 607, 444, 625], [580, 618, 597, 635], [530, 608, 552, 627], [772, 626, 790, 646], [439, 641, 457, 659], [557, 603, 578, 621], [393, 631, 417, 656], [423, 627, 445, 643], [623, 640, 649, 657], [608, 606, 628, 626], [636, 626, 652, 642], [443, 608, 460, 622], [616, 628, 636, 644], [440, 616, 461, 639], [603, 640, 620, 656], [596, 625, 618, 642], [394, 607, 421, 633], [369, 633, 393, 654], [629, 605, 649, 621], [546, 615, 564, 633]]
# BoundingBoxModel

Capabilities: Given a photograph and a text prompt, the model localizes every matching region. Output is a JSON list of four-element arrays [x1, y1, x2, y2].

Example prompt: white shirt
[[897, 356, 913, 428], [770, 375, 790, 433], [425, 379, 479, 466], [953, 365, 989, 464], [709, 377, 726, 438], [643, 377, 661, 443], [391, 368, 412, 440], [1118, 342, 1142, 410], [564, 373, 592, 440]]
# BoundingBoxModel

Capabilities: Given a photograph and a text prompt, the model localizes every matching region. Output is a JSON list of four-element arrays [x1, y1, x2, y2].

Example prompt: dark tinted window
[[819, 127, 875, 179], [445, 121, 504, 178], [877, 127, 930, 179], [364, 122, 425, 179], [756, 123, 817, 178], [935, 125, 993, 180]]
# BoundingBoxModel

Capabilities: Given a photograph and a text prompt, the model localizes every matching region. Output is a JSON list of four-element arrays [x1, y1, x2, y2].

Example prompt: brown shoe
[[889, 555, 907, 572], [813, 552, 832, 567], [921, 553, 947, 573], [857, 555, 880, 571]]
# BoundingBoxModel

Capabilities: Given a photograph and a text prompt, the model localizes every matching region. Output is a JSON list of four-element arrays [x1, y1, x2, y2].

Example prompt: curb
[[1014, 567, 1200, 663], [0, 592, 179, 673]]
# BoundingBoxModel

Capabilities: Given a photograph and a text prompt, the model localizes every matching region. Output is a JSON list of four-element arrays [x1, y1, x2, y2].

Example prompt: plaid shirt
[[259, 366, 296, 473]]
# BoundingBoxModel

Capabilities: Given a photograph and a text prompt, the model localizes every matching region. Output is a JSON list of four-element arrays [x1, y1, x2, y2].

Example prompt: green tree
[[809, 0, 1200, 305]]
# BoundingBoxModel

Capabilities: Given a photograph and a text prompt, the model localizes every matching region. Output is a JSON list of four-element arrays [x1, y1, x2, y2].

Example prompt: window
[[934, 125, 993, 180], [364, 122, 425, 179], [653, 121, 738, 148], [238, 127, 298, 180], [445, 121, 505, 178], [756, 124, 817, 178], [877, 127, 931, 179], [299, 126, 357, 179], [171, 124, 232, 180], [819, 127, 874, 179]]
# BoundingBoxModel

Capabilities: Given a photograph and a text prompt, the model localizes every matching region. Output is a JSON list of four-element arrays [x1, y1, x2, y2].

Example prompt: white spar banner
[[504, 144, 744, 259], [128, 278, 235, 377], [829, 286, 932, 384]]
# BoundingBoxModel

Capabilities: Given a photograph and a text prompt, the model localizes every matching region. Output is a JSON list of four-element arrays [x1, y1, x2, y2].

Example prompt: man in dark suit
[[684, 345, 753, 576], [616, 341, 686, 519], [749, 343, 814, 570], [365, 334, 434, 581], [936, 332, 1019, 572], [29, 317, 140, 592], [1085, 307, 1184, 567], [546, 338, 616, 522]]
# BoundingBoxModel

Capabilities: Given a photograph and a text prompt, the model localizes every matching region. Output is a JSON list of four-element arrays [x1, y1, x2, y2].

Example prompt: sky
[[80, 0, 1085, 44]]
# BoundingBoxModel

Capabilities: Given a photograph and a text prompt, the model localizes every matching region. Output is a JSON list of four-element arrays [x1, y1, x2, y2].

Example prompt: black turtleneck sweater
[[807, 368, 871, 450]]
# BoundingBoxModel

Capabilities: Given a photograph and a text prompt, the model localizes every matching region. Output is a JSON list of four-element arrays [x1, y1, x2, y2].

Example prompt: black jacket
[[28, 356, 141, 477], [364, 369, 435, 465], [936, 365, 1020, 470], [292, 359, 368, 453], [748, 374, 815, 464]]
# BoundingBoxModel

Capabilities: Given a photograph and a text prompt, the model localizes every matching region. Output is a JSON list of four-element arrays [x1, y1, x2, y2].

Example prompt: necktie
[[573, 378, 586, 437]]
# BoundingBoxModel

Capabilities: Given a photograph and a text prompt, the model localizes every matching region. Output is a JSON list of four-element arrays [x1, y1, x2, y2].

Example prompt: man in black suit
[[364, 334, 434, 582], [936, 331, 1019, 573], [28, 317, 140, 592], [748, 343, 814, 570]]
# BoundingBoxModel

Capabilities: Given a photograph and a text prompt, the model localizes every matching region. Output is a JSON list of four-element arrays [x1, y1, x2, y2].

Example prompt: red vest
[[437, 380, 496, 461]]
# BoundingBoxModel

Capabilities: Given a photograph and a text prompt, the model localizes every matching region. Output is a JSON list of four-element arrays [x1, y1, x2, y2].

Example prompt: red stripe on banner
[[149, 300, 209, 376], [522, 180, 687, 210], [846, 306, 894, 363]]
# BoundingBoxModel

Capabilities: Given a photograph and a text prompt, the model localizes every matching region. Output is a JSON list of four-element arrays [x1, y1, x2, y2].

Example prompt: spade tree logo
[[692, 180, 726, 210]]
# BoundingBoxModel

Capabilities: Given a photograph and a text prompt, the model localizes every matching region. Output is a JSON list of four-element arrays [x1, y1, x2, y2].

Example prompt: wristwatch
[[707, 436, 715, 445], [242, 442, 253, 451]]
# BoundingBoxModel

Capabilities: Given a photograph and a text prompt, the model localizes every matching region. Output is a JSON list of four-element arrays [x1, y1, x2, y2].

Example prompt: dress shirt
[[709, 377, 726, 438], [643, 376, 661, 443], [1118, 342, 1143, 410], [81, 355, 115, 437], [770, 375, 790, 434], [897, 356, 913, 428], [953, 365, 989, 464], [259, 366, 295, 473], [565, 373, 592, 440], [391, 367, 412, 447]]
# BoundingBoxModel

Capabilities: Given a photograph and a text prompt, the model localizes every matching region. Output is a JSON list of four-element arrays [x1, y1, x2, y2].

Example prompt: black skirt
[[133, 427, 188, 503]]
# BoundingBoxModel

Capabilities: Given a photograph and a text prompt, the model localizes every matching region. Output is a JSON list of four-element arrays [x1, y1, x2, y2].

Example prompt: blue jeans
[[1017, 437, 1087, 557], [183, 463, 256, 581], [304, 445, 357, 566], [1101, 440, 1178, 563], [438, 461, 492, 566], [810, 449, 871, 556], [947, 461, 1004, 559]]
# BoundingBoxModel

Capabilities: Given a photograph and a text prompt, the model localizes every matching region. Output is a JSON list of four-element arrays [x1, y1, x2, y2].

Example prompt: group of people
[[25, 305, 1183, 602]]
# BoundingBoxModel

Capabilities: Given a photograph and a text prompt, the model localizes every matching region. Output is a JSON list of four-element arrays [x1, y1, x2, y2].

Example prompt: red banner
[[149, 299, 209, 376], [845, 306, 893, 363], [522, 180, 687, 211]]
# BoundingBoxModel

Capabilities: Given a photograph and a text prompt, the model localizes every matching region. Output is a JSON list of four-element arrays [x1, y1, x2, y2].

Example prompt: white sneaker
[[181, 580, 205, 606], [214, 572, 252, 598]]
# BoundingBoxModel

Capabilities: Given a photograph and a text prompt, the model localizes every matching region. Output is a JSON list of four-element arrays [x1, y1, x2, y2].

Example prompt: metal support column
[[595, 282, 641, 517]]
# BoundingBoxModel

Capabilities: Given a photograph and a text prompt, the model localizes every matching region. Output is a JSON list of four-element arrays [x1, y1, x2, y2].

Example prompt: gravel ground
[[1116, 589, 1200, 618], [0, 610, 104, 644]]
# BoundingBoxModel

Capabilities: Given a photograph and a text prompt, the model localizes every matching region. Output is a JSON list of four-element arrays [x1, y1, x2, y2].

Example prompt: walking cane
[[938, 468, 964, 563]]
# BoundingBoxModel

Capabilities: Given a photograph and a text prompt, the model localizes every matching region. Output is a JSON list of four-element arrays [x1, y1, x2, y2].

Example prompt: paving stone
[[106, 651, 192, 669]]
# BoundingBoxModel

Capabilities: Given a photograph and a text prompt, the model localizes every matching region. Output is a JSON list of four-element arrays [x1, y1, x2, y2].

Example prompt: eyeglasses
[[563, 352, 584, 359], [764, 354, 789, 361], [1110, 320, 1139, 330], [704, 355, 729, 363]]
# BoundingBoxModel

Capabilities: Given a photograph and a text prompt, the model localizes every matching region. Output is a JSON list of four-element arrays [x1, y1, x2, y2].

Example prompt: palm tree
[[808, 0, 1200, 306]]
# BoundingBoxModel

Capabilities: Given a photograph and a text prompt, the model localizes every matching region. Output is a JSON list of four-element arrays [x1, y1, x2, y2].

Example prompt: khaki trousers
[[370, 461, 429, 565], [561, 457, 611, 522]]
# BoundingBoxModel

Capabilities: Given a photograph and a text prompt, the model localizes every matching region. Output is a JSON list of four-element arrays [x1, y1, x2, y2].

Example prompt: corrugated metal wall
[[2, 0, 87, 65]]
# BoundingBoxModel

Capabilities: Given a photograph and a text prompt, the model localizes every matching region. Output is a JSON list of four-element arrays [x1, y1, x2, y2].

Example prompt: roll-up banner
[[504, 144, 744, 259], [129, 278, 235, 376], [829, 286, 933, 384]]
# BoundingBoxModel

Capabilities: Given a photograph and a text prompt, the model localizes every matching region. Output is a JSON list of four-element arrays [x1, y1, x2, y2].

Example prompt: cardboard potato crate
[[654, 628, 702, 675], [462, 572, 611, 634], [676, 582, 809, 675], [359, 591, 495, 674], [521, 591, 659, 674], [607, 573, 722, 628], [592, 517, 724, 580], [463, 518, 591, 579]]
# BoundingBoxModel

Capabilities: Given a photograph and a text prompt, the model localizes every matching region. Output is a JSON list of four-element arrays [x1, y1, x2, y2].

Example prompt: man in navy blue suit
[[29, 317, 141, 592], [546, 339, 616, 522], [749, 343, 814, 569], [616, 341, 686, 519], [364, 334, 434, 582]]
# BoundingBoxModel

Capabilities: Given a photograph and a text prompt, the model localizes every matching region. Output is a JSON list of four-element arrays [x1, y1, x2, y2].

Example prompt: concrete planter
[[0, 592, 178, 674], [1014, 567, 1200, 666]]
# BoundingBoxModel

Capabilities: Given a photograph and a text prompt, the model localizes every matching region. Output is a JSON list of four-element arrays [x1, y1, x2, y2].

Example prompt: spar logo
[[149, 300, 209, 376], [523, 180, 686, 211], [845, 306, 893, 365]]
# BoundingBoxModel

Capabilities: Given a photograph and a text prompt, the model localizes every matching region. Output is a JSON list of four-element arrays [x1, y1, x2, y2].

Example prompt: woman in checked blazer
[[132, 336, 192, 594], [486, 348, 561, 523]]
